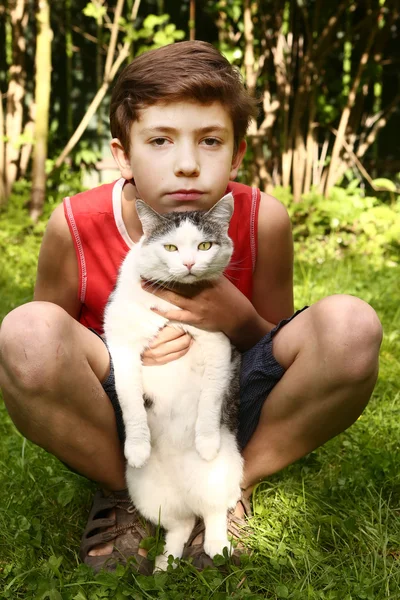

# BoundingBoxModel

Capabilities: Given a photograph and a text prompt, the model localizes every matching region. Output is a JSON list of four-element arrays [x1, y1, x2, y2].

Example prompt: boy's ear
[[110, 138, 134, 180], [229, 139, 247, 181]]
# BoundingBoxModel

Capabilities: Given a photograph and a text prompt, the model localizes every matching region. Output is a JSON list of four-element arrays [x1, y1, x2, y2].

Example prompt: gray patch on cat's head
[[135, 200, 169, 237], [205, 193, 234, 225], [136, 193, 234, 244]]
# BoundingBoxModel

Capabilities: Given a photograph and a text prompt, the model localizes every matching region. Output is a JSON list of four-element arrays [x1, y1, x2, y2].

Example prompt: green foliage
[[83, 1, 107, 22], [0, 185, 43, 318], [0, 188, 399, 598], [274, 185, 400, 267], [124, 13, 185, 54], [372, 178, 397, 192]]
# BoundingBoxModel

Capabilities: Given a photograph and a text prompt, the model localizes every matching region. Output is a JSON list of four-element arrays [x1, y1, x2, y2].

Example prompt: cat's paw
[[124, 438, 151, 468], [154, 554, 173, 572], [195, 432, 221, 461], [204, 538, 231, 559]]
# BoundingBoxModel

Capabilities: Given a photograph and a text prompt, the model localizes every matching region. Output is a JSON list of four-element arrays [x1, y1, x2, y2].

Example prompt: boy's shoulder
[[66, 179, 123, 214], [258, 191, 290, 228], [257, 190, 292, 253], [252, 191, 294, 322]]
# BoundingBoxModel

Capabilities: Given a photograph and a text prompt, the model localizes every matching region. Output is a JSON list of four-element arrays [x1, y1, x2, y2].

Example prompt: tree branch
[[324, 8, 381, 195], [53, 0, 142, 170]]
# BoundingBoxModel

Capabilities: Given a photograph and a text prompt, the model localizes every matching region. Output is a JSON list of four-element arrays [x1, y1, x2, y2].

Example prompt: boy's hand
[[141, 326, 192, 366], [142, 276, 272, 350]]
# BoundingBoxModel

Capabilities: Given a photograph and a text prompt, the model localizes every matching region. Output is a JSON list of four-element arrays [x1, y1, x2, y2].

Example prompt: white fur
[[103, 195, 243, 570]]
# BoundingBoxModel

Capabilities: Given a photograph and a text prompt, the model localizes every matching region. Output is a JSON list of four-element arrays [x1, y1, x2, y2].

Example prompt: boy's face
[[111, 101, 246, 213]]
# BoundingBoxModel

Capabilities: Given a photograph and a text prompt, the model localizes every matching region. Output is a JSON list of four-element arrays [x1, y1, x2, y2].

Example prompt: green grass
[[0, 211, 399, 599]]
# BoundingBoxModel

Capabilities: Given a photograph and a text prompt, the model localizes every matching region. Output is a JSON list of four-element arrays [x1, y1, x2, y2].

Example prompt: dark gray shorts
[[96, 307, 308, 450]]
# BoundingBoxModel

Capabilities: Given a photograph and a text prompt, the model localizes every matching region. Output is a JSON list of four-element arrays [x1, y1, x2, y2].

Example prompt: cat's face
[[135, 193, 234, 284]]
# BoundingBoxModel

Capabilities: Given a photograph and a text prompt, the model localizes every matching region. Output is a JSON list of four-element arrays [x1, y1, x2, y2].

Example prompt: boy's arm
[[141, 191, 294, 352], [251, 191, 294, 326], [34, 203, 81, 320], [200, 192, 294, 350]]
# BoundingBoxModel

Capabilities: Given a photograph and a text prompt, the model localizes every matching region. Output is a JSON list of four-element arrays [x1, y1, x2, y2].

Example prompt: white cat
[[103, 193, 243, 571]]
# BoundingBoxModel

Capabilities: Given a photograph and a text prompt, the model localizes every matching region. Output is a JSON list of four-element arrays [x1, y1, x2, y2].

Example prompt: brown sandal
[[182, 495, 252, 569], [80, 489, 155, 574]]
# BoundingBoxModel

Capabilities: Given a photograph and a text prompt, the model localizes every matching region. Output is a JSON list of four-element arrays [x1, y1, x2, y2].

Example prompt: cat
[[103, 192, 243, 571]]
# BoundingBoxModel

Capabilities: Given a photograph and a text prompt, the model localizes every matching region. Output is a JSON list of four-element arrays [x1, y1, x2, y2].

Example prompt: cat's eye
[[164, 244, 178, 252], [198, 242, 213, 251]]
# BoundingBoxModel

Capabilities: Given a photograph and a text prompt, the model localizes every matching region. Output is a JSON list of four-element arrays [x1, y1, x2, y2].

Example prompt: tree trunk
[[189, 0, 195, 41], [65, 0, 73, 138], [324, 10, 380, 197], [0, 91, 6, 206], [4, 0, 28, 199], [30, 0, 52, 221]]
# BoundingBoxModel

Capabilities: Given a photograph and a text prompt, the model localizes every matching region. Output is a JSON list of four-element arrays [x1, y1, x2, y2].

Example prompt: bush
[[273, 185, 400, 267]]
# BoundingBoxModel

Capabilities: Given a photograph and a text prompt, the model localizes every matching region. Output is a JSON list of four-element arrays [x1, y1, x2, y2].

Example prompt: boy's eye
[[164, 244, 178, 252], [202, 138, 220, 146], [198, 242, 212, 251], [151, 138, 169, 146]]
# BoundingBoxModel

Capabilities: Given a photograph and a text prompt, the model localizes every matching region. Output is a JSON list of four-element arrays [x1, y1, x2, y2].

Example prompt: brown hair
[[110, 41, 258, 155]]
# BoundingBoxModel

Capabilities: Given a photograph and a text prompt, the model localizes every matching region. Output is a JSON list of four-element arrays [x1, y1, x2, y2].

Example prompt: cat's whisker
[[224, 272, 240, 283], [227, 256, 248, 266], [225, 265, 252, 272]]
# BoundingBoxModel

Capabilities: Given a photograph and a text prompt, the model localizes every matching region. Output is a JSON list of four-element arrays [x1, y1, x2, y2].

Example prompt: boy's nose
[[174, 149, 200, 177]]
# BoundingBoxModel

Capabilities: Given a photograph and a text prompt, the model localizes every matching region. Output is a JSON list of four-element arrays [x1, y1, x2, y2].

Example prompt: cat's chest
[[142, 338, 206, 403]]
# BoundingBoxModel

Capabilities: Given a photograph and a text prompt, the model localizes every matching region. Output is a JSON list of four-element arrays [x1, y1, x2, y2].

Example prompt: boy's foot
[[80, 489, 155, 573], [181, 495, 252, 569]]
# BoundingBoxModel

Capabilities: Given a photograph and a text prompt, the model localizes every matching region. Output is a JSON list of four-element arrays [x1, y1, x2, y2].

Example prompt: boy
[[0, 41, 382, 573]]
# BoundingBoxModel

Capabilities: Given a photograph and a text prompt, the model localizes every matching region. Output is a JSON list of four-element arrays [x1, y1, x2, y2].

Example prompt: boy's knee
[[0, 301, 73, 394], [313, 294, 382, 383]]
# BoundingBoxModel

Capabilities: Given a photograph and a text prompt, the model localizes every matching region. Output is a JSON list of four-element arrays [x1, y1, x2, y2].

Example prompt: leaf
[[212, 553, 227, 566], [276, 584, 289, 598], [57, 485, 74, 507], [83, 2, 107, 21], [143, 14, 169, 30], [48, 591, 63, 600], [372, 178, 396, 192], [73, 592, 88, 600]]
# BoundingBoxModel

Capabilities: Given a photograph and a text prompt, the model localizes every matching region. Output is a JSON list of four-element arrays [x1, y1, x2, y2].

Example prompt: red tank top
[[64, 179, 260, 334]]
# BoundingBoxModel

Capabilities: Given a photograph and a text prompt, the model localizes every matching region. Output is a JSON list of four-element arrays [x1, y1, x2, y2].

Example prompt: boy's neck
[[121, 180, 144, 243]]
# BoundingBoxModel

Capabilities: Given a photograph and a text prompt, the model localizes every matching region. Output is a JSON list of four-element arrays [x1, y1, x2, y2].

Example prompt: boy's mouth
[[167, 189, 204, 201]]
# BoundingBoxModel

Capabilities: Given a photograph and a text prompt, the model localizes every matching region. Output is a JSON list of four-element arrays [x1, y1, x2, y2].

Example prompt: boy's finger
[[142, 283, 189, 307], [142, 347, 191, 366], [145, 334, 191, 357], [148, 327, 189, 348], [151, 307, 195, 324]]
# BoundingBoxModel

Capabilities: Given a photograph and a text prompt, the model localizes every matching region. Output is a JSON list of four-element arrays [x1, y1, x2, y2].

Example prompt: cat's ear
[[206, 192, 234, 225], [135, 200, 166, 236]]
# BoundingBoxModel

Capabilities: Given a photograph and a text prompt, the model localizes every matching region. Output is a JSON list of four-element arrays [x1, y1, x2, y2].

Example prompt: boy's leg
[[241, 294, 382, 491], [186, 294, 382, 557], [0, 301, 126, 490], [0, 301, 152, 565]]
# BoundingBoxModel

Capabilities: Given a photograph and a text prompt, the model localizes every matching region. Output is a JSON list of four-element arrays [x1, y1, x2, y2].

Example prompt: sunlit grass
[[0, 212, 399, 599]]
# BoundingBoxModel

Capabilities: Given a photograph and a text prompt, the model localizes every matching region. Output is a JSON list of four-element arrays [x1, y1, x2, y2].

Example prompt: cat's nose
[[184, 261, 195, 271]]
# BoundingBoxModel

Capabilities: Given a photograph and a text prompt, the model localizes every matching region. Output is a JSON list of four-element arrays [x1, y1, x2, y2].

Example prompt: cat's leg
[[203, 511, 231, 559], [195, 336, 232, 461], [107, 343, 151, 469], [154, 516, 196, 572]]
